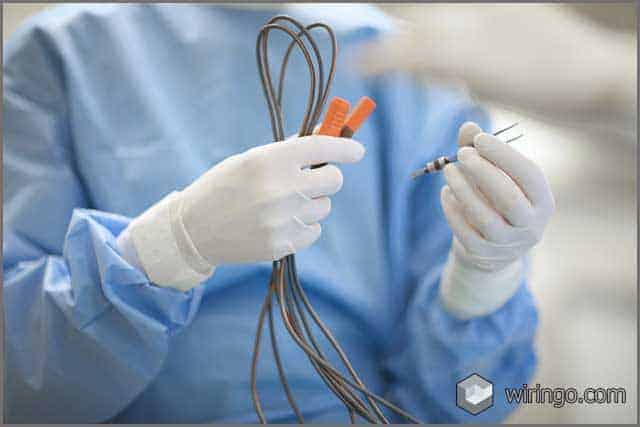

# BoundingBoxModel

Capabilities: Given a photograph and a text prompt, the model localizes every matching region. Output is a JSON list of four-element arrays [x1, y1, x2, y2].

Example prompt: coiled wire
[[251, 15, 422, 424]]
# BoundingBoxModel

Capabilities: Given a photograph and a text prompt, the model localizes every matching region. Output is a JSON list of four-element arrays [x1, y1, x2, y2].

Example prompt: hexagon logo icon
[[456, 373, 493, 415]]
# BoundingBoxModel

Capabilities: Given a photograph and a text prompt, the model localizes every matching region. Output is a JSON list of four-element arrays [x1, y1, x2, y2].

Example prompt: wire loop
[[251, 15, 422, 424]]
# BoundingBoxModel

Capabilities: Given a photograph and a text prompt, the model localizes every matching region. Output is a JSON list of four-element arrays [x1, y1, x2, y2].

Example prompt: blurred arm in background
[[361, 4, 636, 137]]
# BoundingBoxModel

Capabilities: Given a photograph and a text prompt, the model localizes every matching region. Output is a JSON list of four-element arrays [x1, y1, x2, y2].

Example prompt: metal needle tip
[[493, 121, 520, 136], [505, 133, 524, 143]]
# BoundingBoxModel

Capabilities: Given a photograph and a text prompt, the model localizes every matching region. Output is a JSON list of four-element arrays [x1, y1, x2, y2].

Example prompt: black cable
[[268, 283, 304, 423], [250, 273, 272, 423], [284, 261, 376, 423], [274, 265, 423, 424], [287, 258, 389, 422], [283, 269, 372, 423], [251, 15, 423, 424]]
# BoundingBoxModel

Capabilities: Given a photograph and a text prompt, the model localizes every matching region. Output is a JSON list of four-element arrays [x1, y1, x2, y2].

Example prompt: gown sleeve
[[3, 20, 204, 423]]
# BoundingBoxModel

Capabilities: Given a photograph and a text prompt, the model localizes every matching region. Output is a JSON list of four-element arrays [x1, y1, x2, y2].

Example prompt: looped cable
[[251, 15, 422, 424]]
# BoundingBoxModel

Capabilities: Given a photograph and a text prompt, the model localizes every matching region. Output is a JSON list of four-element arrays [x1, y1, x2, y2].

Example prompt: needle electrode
[[411, 122, 524, 179]]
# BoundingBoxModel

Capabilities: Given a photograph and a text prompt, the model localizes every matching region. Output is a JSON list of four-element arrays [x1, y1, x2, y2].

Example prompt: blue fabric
[[3, 4, 538, 423]]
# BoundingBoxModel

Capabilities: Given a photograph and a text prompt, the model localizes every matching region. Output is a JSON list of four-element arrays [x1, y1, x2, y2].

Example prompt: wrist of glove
[[118, 191, 215, 292], [439, 122, 554, 319], [118, 135, 365, 292], [440, 239, 524, 319]]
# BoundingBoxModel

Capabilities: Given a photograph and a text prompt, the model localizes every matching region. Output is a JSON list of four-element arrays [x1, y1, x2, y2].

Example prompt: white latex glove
[[117, 135, 365, 291], [439, 122, 555, 319]]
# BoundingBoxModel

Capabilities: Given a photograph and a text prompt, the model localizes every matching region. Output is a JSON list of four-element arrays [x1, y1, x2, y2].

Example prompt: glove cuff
[[439, 247, 524, 320], [128, 192, 215, 291]]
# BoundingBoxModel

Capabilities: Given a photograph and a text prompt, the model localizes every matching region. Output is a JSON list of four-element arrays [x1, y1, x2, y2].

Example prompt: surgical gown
[[3, 4, 538, 423]]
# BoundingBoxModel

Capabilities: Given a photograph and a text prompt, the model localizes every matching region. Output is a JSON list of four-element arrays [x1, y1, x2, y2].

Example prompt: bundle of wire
[[250, 15, 422, 424]]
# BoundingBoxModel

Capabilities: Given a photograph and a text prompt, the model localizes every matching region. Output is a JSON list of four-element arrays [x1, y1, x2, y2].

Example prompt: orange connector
[[318, 97, 351, 137], [340, 96, 376, 138], [312, 96, 375, 169]]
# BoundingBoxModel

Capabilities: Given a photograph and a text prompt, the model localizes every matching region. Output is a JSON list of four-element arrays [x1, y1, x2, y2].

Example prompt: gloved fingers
[[443, 163, 514, 243], [299, 164, 344, 198], [291, 219, 322, 251], [297, 197, 332, 225], [270, 235, 297, 261], [474, 132, 555, 214], [456, 146, 534, 228], [290, 135, 365, 166], [271, 220, 322, 260], [441, 185, 487, 251], [441, 186, 530, 259], [457, 121, 483, 147]]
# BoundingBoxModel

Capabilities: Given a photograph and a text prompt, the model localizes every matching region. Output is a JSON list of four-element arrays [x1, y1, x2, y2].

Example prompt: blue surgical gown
[[3, 4, 538, 423]]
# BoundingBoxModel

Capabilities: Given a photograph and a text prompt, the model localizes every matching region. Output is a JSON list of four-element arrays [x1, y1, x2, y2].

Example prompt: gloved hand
[[117, 135, 365, 291], [439, 122, 555, 319]]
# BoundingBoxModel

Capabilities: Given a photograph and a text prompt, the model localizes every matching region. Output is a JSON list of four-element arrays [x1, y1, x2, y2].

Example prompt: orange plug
[[340, 96, 376, 138], [318, 97, 351, 136], [312, 97, 351, 169]]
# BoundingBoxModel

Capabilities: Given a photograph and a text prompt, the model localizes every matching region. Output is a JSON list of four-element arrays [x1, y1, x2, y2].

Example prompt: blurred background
[[3, 2, 637, 424]]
